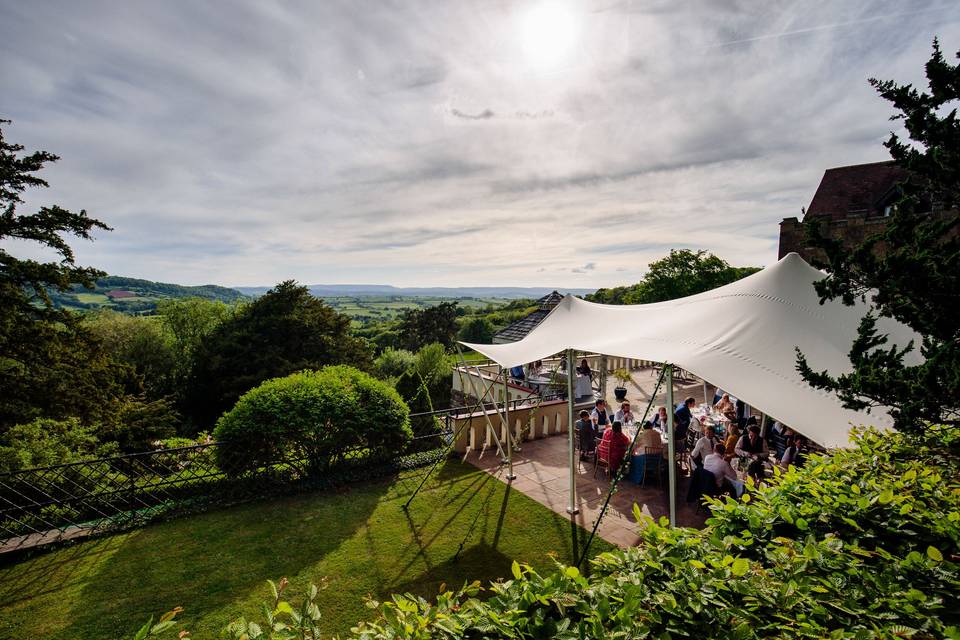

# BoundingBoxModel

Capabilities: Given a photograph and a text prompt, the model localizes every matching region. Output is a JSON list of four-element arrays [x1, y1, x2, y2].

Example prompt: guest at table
[[651, 406, 668, 431], [510, 365, 525, 381], [704, 443, 738, 490], [714, 393, 737, 422], [779, 434, 806, 469], [614, 401, 634, 426], [577, 358, 593, 380], [591, 399, 610, 431], [576, 410, 597, 460], [723, 423, 741, 461], [635, 420, 663, 454], [735, 424, 767, 482], [525, 361, 542, 378], [600, 421, 631, 472], [690, 425, 720, 468]]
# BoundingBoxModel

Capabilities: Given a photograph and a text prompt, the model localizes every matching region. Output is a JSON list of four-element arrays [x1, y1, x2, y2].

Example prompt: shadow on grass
[[388, 542, 517, 602], [54, 480, 392, 640]]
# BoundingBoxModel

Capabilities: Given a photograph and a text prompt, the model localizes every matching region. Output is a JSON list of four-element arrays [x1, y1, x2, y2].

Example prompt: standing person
[[614, 401, 634, 426], [576, 409, 597, 460], [690, 425, 719, 468], [591, 399, 610, 432], [779, 435, 806, 469], [735, 425, 767, 482], [577, 358, 593, 380], [674, 397, 695, 441], [600, 421, 631, 472]]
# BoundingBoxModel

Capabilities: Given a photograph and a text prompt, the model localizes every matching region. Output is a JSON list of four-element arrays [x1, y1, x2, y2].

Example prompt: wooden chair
[[575, 429, 596, 470], [594, 439, 611, 479], [641, 447, 665, 487]]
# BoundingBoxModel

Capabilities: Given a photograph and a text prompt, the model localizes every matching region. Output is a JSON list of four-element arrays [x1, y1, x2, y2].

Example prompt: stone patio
[[465, 435, 707, 549]]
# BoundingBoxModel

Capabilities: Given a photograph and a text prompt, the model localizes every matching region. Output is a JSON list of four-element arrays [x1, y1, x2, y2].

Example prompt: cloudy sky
[[2, 1, 958, 287]]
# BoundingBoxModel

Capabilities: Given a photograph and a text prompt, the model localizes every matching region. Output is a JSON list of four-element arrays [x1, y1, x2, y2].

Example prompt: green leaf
[[878, 489, 894, 504], [927, 546, 943, 562], [133, 617, 152, 640], [564, 566, 580, 579], [511, 560, 522, 580], [730, 558, 749, 577]]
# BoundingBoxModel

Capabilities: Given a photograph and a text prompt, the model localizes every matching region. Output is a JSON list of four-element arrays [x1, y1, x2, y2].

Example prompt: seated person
[[634, 420, 663, 455], [600, 421, 630, 472], [509, 365, 525, 381], [651, 406, 668, 431], [703, 442, 739, 491], [723, 424, 741, 461], [735, 424, 767, 482], [779, 434, 806, 468], [690, 425, 720, 468], [576, 358, 593, 380], [614, 401, 634, 426], [714, 393, 737, 422], [576, 409, 597, 460], [591, 399, 610, 431]]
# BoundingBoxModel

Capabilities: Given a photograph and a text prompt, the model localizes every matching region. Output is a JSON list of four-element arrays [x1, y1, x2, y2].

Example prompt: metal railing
[[0, 419, 450, 555]]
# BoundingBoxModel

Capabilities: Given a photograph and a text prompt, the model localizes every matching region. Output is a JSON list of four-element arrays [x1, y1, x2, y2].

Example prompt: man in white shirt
[[634, 421, 663, 454], [703, 443, 738, 489], [690, 425, 719, 468]]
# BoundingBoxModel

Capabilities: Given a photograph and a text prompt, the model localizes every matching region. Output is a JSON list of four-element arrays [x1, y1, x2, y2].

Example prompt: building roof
[[805, 161, 909, 222], [493, 291, 563, 343]]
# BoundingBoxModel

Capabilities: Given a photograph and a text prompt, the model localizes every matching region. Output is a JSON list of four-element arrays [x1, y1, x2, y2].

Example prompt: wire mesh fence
[[0, 413, 455, 556]]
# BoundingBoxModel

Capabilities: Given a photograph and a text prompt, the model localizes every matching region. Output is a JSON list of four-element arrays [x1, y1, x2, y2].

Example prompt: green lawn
[[0, 461, 612, 639]]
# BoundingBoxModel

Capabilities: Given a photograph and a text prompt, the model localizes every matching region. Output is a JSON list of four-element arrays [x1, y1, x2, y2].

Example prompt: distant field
[[74, 292, 110, 304], [322, 295, 508, 324]]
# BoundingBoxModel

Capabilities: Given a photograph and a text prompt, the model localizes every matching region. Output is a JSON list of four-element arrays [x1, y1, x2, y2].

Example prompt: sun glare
[[519, 2, 579, 71]]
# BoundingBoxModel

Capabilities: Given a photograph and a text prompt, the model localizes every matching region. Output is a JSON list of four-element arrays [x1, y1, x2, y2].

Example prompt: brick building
[[778, 161, 911, 262]]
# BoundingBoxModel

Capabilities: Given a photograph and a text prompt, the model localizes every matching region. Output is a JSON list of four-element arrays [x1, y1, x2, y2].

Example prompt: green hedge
[[213, 366, 412, 476]]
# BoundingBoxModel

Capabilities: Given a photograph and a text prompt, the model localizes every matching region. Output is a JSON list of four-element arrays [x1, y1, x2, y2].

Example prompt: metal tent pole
[[502, 366, 515, 480], [666, 364, 677, 527], [566, 348, 578, 515], [703, 379, 709, 405]]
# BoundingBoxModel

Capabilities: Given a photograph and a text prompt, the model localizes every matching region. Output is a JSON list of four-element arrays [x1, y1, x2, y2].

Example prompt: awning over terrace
[[462, 253, 919, 449]]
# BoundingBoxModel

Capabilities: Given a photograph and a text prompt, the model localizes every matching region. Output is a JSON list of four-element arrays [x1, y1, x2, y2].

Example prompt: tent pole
[[666, 364, 677, 528], [703, 379, 709, 405], [600, 355, 607, 403], [566, 348, 579, 515], [502, 366, 515, 480]]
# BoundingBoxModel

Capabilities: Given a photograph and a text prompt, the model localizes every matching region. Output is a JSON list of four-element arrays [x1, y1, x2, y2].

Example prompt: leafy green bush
[[213, 366, 411, 476], [0, 417, 115, 473], [373, 347, 416, 381]]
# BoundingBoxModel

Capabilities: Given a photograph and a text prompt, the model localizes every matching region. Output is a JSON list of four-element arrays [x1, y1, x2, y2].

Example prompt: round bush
[[213, 365, 412, 476]]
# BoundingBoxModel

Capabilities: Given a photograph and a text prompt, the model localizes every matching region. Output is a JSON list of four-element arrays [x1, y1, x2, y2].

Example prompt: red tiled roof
[[805, 161, 909, 222]]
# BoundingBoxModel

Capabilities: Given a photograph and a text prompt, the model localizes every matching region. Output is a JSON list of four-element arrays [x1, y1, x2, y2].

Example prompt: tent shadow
[[386, 542, 516, 602]]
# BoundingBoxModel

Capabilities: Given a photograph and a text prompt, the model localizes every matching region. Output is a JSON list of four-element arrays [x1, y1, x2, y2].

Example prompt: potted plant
[[612, 368, 631, 402]]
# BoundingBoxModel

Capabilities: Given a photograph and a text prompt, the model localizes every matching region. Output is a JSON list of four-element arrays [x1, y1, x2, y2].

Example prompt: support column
[[703, 379, 709, 405], [503, 367, 515, 480], [666, 364, 677, 528], [566, 348, 578, 515], [600, 355, 608, 404]]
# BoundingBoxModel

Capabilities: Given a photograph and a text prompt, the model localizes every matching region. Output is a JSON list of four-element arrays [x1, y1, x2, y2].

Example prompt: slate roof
[[805, 161, 909, 222], [492, 291, 564, 343]]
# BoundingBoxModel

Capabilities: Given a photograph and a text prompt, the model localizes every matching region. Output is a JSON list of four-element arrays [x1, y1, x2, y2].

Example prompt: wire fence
[[0, 414, 455, 556]]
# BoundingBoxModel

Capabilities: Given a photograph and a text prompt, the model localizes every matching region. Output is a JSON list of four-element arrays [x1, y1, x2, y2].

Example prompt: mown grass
[[0, 461, 611, 639]]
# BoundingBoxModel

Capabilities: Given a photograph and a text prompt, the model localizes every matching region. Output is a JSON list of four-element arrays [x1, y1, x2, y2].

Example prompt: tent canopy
[[461, 253, 919, 448]]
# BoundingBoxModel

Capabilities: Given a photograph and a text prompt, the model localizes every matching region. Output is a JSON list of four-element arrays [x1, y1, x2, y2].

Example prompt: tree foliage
[[458, 316, 494, 344], [213, 366, 411, 476], [798, 39, 960, 432], [0, 120, 128, 431], [588, 250, 760, 305], [186, 281, 373, 428], [0, 417, 114, 473], [397, 301, 459, 351]]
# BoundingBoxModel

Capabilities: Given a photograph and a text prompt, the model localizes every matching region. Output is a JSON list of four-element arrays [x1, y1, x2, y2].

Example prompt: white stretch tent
[[463, 252, 919, 448]]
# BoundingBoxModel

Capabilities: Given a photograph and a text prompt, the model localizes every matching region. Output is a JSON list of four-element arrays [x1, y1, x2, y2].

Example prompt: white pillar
[[503, 367, 515, 480], [703, 379, 709, 405], [566, 348, 578, 515], [666, 364, 677, 528]]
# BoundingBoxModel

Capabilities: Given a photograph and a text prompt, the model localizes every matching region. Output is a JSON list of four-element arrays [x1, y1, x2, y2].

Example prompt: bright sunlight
[[518, 2, 580, 70]]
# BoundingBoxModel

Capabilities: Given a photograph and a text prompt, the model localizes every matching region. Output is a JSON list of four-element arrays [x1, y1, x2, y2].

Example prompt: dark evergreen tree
[[0, 120, 128, 431], [397, 301, 459, 351], [186, 281, 373, 428], [797, 40, 960, 433]]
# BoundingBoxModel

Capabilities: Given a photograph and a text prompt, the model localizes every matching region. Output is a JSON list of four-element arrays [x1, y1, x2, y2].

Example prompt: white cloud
[[2, 0, 958, 287]]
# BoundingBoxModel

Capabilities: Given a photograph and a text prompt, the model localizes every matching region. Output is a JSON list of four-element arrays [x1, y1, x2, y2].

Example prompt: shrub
[[0, 417, 114, 473], [373, 347, 416, 381], [213, 366, 411, 476]]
